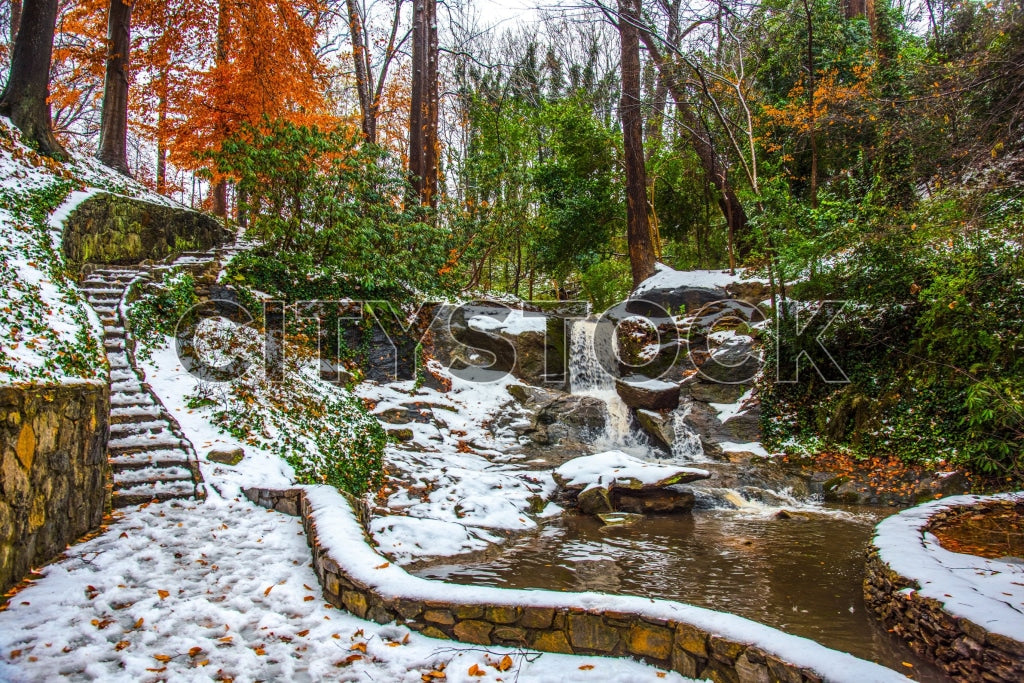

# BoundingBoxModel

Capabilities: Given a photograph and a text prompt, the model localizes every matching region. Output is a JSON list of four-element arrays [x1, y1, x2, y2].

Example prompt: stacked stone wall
[[0, 383, 109, 594]]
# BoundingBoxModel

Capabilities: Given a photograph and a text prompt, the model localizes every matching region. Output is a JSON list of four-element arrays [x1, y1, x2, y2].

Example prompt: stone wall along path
[[242, 485, 912, 683]]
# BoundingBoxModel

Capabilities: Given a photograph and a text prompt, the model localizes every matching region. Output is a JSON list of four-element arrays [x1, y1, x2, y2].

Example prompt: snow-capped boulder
[[553, 451, 710, 515], [614, 375, 680, 411]]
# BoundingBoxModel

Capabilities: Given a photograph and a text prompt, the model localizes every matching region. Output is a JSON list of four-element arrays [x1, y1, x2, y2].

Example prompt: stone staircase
[[82, 264, 207, 508]]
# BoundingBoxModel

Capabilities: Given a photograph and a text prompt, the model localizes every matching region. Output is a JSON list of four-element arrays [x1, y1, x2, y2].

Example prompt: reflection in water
[[417, 508, 950, 682]]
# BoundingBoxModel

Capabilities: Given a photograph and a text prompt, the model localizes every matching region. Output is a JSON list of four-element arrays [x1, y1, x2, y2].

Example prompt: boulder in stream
[[553, 451, 710, 516], [614, 375, 680, 411]]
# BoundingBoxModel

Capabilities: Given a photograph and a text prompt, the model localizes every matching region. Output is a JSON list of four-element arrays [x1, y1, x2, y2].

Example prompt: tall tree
[[633, 15, 751, 262], [10, 0, 21, 42], [346, 0, 407, 145], [618, 0, 656, 286], [210, 0, 229, 217], [409, 0, 438, 206], [97, 0, 133, 175], [0, 0, 65, 158]]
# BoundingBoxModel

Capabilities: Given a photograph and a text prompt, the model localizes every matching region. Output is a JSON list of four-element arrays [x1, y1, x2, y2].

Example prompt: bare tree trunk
[[409, 0, 439, 206], [210, 0, 229, 217], [844, 0, 866, 18], [0, 0, 65, 159], [97, 0, 133, 176], [10, 0, 21, 41], [346, 0, 376, 144], [803, 0, 818, 208], [618, 0, 656, 287], [156, 71, 167, 193], [636, 28, 750, 256]]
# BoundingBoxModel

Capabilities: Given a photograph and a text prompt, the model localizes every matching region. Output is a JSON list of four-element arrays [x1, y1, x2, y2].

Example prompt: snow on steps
[[82, 266, 204, 509]]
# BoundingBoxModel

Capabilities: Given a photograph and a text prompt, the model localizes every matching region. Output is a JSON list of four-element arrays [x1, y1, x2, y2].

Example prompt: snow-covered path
[[0, 495, 689, 682]]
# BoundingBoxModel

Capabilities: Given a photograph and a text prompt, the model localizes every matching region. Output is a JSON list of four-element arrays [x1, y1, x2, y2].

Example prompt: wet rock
[[614, 375, 680, 411], [598, 512, 644, 526], [206, 447, 244, 466], [635, 409, 674, 451], [507, 384, 563, 411], [554, 451, 709, 517], [687, 378, 749, 405], [715, 408, 761, 443], [534, 395, 608, 444], [696, 335, 761, 385]]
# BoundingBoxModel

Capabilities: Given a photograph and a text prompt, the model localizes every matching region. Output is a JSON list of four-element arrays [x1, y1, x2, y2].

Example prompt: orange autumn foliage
[[51, 0, 343, 191], [759, 64, 876, 155]]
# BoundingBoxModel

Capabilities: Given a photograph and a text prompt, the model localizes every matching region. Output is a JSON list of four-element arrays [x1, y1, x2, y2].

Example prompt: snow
[[616, 375, 678, 391], [355, 372, 560, 564], [872, 493, 1024, 641], [718, 441, 770, 457], [709, 388, 755, 423], [0, 494, 694, 683], [139, 337, 309, 496], [468, 307, 548, 335], [633, 262, 764, 297], [306, 486, 911, 683], [554, 450, 710, 491], [0, 116, 191, 385]]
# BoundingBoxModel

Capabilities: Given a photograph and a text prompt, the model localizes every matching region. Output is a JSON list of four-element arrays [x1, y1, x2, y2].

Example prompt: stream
[[417, 319, 950, 680]]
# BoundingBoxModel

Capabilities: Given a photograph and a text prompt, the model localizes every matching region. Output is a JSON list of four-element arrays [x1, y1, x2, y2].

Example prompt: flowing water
[[416, 508, 946, 680], [420, 319, 949, 679], [567, 319, 636, 449]]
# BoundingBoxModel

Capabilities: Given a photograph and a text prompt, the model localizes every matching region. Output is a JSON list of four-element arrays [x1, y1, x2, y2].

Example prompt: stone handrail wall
[[864, 494, 1024, 683], [245, 485, 909, 682], [0, 382, 109, 594]]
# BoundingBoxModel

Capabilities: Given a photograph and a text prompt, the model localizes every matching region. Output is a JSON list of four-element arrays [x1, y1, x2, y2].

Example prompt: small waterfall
[[568, 319, 635, 450], [670, 402, 705, 462], [566, 321, 819, 513]]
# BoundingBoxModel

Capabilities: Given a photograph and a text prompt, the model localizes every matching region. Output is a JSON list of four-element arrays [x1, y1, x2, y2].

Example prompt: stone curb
[[244, 486, 911, 683], [864, 495, 1024, 683]]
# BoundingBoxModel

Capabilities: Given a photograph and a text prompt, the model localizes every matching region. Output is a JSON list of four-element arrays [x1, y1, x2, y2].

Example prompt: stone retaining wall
[[245, 485, 908, 682], [0, 382, 109, 594], [62, 193, 232, 272], [864, 497, 1024, 683]]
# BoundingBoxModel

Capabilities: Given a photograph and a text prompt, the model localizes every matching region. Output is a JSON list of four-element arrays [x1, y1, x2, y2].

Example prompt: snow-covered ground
[[0, 116, 182, 384], [632, 263, 764, 297], [140, 328, 564, 565], [0, 493, 693, 682]]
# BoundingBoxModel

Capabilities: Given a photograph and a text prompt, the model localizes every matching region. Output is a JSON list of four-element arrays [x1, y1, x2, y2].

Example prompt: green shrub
[[126, 269, 198, 361]]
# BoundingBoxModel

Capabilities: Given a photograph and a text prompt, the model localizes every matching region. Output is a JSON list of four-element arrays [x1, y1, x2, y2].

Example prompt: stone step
[[110, 369, 138, 383], [103, 326, 125, 338], [113, 465, 193, 487], [109, 420, 172, 437], [109, 448, 193, 469], [111, 380, 144, 393], [104, 339, 126, 352], [110, 403, 161, 418], [83, 287, 124, 297], [90, 296, 121, 306], [108, 433, 184, 453], [110, 392, 156, 408], [111, 481, 196, 508], [109, 410, 165, 426]]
